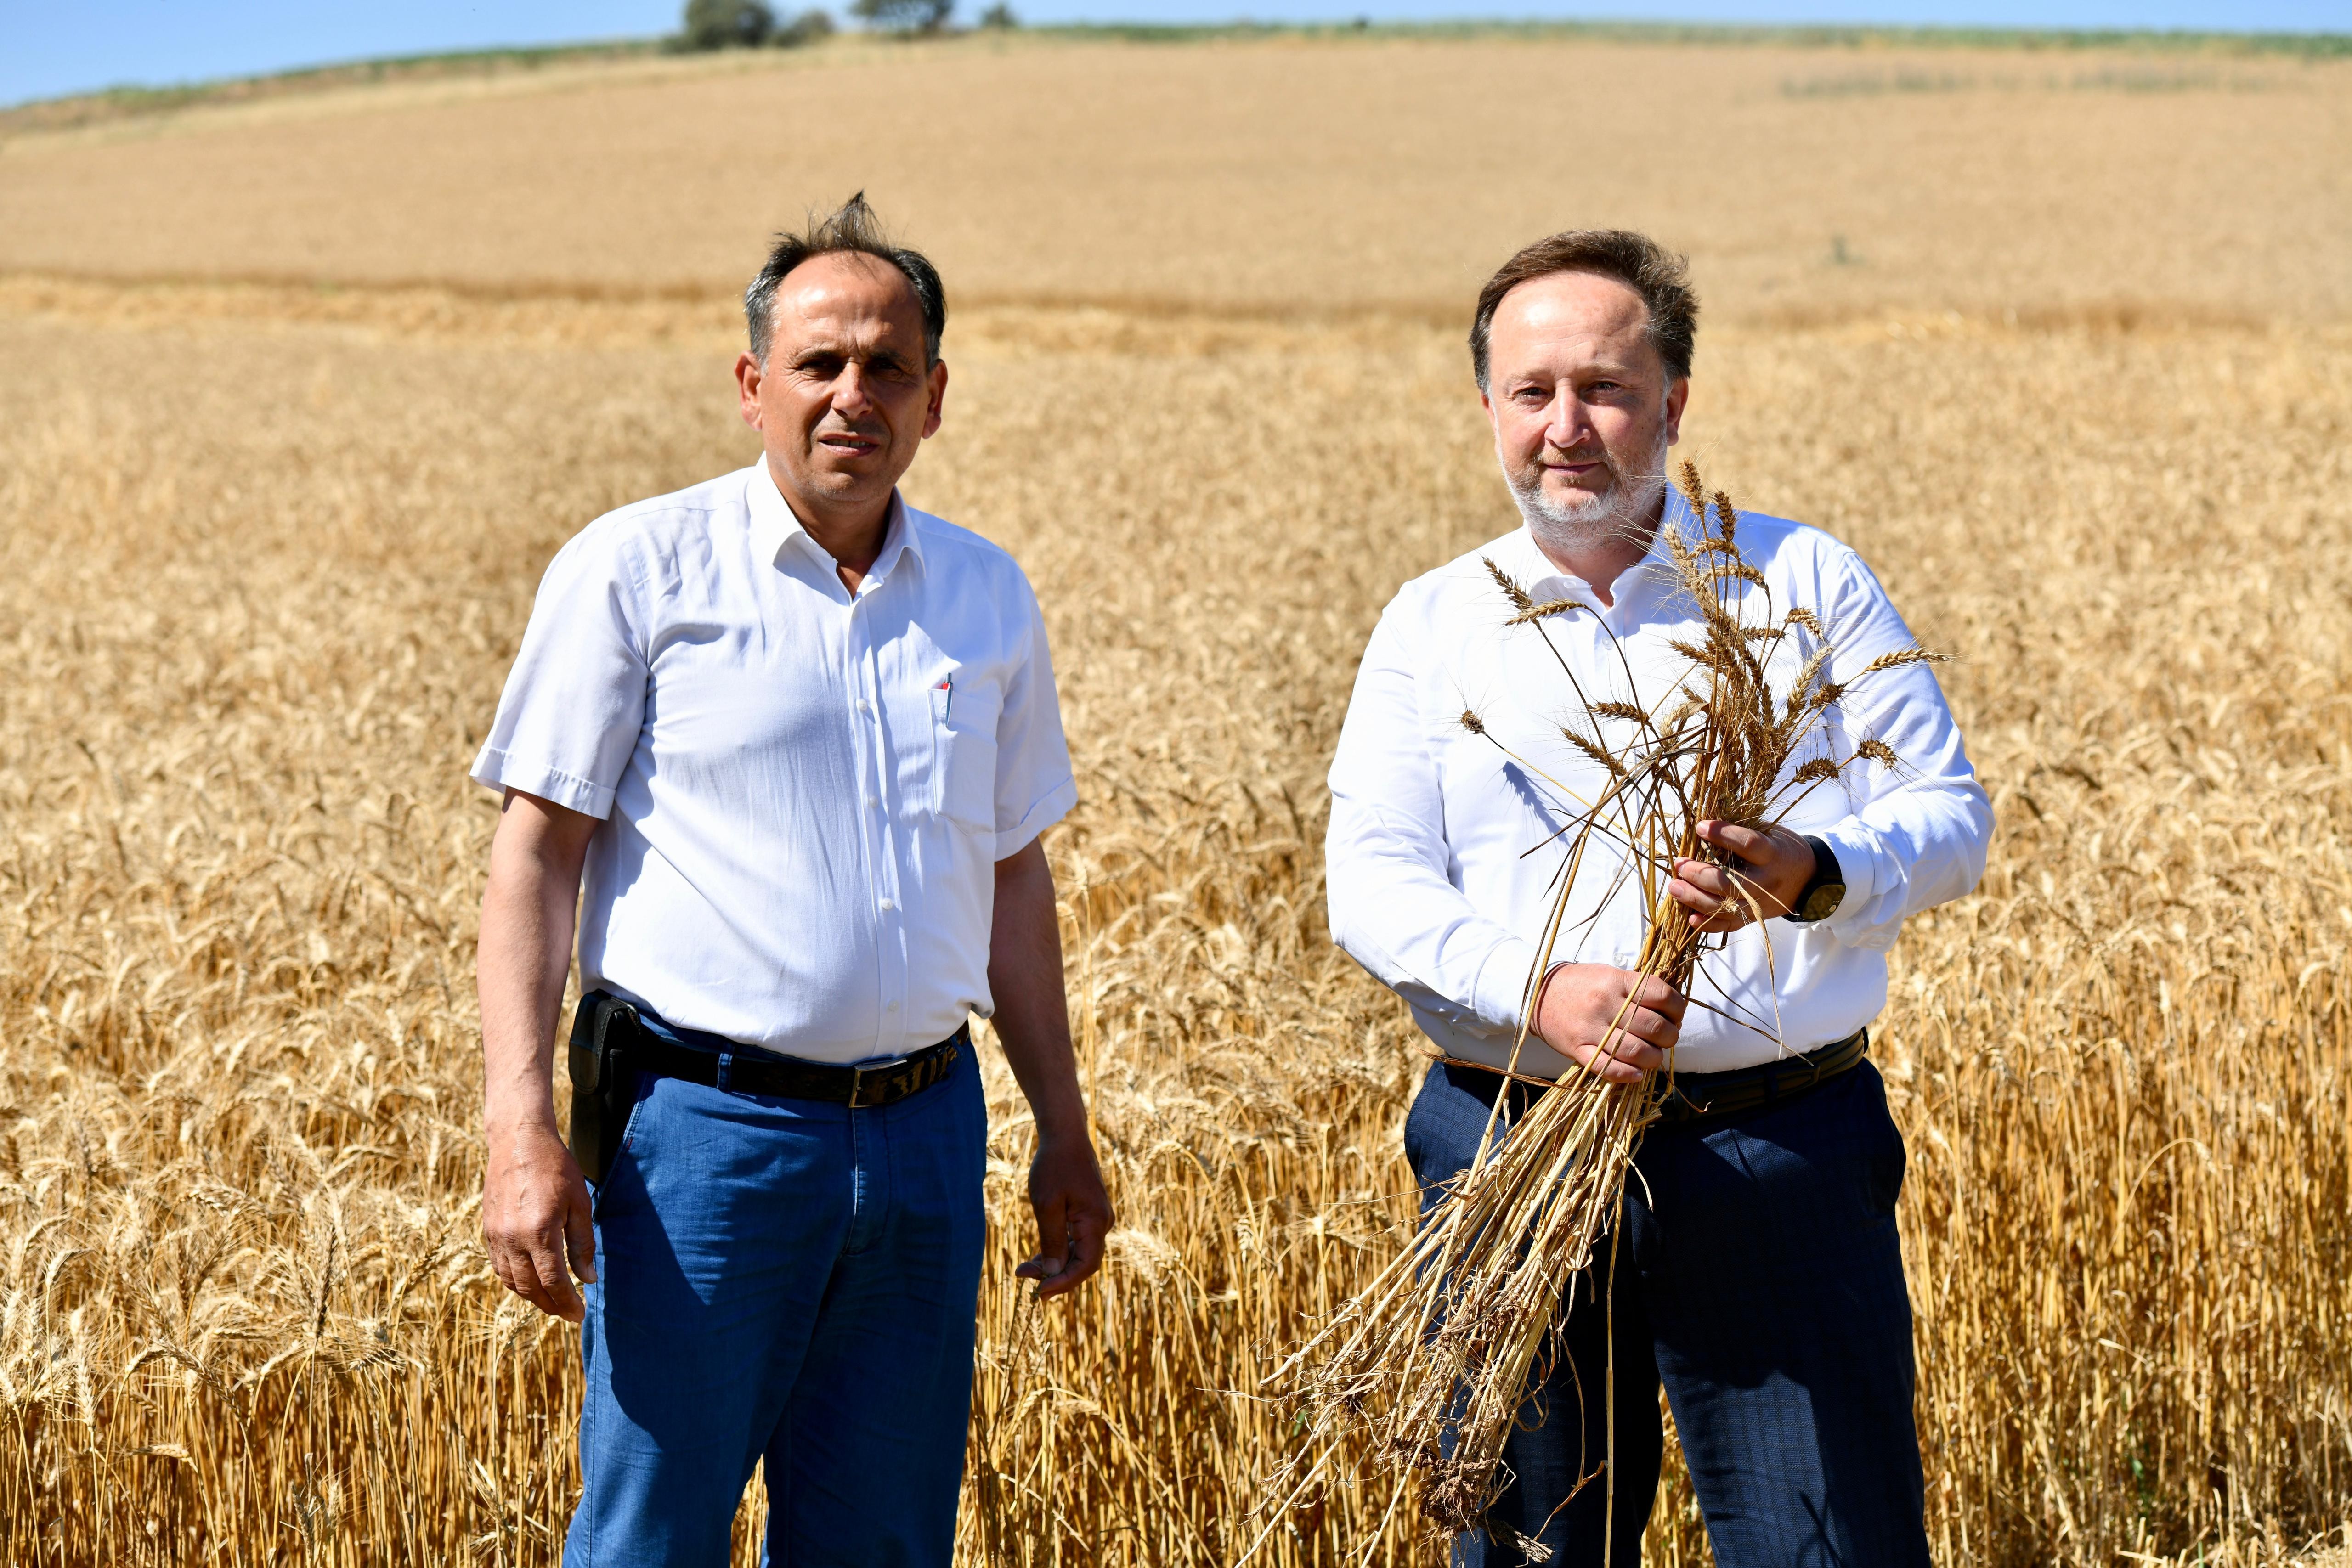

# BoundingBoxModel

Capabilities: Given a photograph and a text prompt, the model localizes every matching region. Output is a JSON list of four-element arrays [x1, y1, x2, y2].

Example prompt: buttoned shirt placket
[[1522, 558, 1645, 973], [843, 550, 912, 1062]]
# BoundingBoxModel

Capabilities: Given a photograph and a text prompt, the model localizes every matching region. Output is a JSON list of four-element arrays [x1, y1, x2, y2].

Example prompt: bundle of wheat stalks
[[1264, 462, 1941, 1548]]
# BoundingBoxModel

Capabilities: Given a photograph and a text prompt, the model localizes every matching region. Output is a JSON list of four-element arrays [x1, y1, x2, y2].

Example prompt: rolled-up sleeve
[[989, 572, 1078, 859], [469, 527, 650, 819], [1326, 603, 1540, 1039], [1812, 548, 1995, 949]]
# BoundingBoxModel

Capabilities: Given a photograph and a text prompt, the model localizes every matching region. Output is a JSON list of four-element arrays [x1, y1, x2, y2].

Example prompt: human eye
[[796, 352, 847, 378]]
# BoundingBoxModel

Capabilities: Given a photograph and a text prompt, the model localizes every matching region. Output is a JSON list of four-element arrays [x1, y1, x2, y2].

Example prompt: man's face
[[737, 251, 947, 524], [1481, 270, 1687, 547]]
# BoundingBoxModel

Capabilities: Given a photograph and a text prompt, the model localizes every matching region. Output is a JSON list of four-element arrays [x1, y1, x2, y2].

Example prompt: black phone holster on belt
[[566, 990, 639, 1186]]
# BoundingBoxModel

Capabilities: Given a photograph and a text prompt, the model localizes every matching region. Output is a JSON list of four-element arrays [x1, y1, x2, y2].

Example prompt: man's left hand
[[1668, 819, 1815, 932], [1017, 1132, 1113, 1301]]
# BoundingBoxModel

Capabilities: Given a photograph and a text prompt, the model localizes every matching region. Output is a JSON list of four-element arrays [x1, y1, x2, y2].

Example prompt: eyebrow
[[788, 346, 918, 377], [1510, 361, 1640, 384]]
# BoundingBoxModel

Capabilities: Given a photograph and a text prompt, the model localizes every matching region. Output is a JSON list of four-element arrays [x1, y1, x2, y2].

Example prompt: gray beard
[[1509, 434, 1672, 569]]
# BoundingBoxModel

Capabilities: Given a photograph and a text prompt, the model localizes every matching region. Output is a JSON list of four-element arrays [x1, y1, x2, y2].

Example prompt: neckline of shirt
[[744, 457, 926, 600], [1506, 485, 1704, 631]]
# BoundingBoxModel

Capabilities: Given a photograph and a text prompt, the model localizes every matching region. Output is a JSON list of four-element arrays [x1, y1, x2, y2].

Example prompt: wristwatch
[[1783, 835, 1846, 924]]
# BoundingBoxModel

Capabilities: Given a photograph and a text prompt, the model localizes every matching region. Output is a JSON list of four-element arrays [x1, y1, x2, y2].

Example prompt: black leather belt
[[630, 1011, 967, 1110], [1649, 1027, 1870, 1128]]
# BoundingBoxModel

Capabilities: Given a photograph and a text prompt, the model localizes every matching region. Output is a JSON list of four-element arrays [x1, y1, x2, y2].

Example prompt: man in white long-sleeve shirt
[[1326, 230, 1992, 1567]]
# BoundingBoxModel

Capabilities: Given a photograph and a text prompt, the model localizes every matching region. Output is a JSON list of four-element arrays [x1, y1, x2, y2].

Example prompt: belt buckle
[[849, 1055, 909, 1109]]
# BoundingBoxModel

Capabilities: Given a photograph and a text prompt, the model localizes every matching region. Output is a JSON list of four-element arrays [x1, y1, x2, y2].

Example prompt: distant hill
[[6, 18, 2343, 133], [6, 25, 2348, 327]]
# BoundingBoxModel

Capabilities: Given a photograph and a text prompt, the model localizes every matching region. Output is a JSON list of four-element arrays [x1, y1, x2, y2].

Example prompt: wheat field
[[2, 31, 2349, 1567]]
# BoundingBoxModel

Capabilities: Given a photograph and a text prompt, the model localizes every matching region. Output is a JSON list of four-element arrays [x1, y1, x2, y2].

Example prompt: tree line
[[679, 0, 1019, 48]]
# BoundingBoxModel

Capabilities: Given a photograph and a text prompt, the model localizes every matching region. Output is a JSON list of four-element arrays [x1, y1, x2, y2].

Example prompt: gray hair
[[743, 192, 947, 367]]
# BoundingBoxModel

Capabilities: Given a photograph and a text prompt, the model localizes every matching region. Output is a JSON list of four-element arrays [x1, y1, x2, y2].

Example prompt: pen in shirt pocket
[[936, 674, 953, 723]]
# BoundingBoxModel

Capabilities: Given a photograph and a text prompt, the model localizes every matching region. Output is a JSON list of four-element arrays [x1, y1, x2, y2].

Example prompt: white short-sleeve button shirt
[[471, 458, 1078, 1064]]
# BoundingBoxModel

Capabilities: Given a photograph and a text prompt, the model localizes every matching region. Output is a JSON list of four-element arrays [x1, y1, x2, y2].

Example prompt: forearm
[[475, 792, 602, 1319], [986, 839, 1089, 1143], [478, 794, 596, 1139]]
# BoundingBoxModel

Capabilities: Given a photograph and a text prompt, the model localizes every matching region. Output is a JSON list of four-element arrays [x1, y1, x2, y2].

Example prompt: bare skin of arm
[[1537, 820, 1815, 1083], [989, 836, 1114, 1299], [479, 789, 601, 1322]]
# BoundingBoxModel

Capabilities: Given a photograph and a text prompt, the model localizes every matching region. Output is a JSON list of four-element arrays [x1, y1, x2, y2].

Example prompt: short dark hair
[[744, 192, 947, 366], [1469, 229, 1698, 391]]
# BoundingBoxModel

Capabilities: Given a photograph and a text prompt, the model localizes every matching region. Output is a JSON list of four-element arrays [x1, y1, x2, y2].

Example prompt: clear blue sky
[[4, 0, 2343, 109]]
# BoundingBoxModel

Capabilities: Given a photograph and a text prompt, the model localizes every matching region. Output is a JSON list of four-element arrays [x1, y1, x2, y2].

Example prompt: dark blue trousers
[[1404, 1060, 1930, 1568]]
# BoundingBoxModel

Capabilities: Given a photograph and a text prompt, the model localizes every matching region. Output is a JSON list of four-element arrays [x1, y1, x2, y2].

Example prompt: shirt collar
[[1507, 483, 1704, 627], [745, 457, 925, 589]]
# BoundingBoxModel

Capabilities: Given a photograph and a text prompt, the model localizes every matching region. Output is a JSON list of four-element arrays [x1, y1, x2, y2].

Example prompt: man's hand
[[1016, 1131, 1113, 1301], [1534, 963, 1688, 1084], [1668, 819, 1815, 933], [484, 1120, 597, 1321]]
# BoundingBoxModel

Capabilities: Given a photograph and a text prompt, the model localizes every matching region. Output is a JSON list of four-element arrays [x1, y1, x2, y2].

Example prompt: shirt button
[[878, 897, 896, 913], [865, 793, 879, 809], [856, 699, 874, 716], [886, 1000, 900, 1013]]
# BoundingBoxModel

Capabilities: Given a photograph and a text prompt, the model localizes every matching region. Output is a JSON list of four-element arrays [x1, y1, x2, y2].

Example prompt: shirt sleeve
[[469, 525, 651, 819], [1325, 600, 1542, 1040], [989, 569, 1078, 860], [1809, 545, 1995, 950]]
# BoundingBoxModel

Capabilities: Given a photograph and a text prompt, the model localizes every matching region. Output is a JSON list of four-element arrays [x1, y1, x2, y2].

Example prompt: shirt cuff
[[994, 772, 1078, 861], [469, 748, 617, 820], [1470, 935, 1543, 1034], [1815, 818, 1888, 927]]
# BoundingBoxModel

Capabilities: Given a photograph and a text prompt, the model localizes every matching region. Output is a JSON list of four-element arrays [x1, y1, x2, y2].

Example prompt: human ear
[[921, 359, 949, 440], [735, 352, 766, 431]]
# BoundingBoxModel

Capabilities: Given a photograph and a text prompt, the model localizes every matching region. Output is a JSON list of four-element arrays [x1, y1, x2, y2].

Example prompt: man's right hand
[[1533, 963, 1687, 1084], [483, 1119, 597, 1322]]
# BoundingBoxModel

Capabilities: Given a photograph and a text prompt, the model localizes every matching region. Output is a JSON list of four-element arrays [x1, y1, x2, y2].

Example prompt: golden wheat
[[2, 282, 2346, 1564]]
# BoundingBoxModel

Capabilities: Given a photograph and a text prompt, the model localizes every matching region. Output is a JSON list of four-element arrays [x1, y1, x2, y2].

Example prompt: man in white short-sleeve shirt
[[471, 195, 1112, 1567]]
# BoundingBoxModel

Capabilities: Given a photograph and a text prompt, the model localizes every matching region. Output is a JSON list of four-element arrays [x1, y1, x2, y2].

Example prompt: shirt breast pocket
[[929, 675, 1001, 834]]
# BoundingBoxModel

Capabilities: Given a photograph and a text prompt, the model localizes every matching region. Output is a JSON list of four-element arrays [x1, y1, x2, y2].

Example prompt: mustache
[[1506, 431, 1672, 545], [1542, 446, 1620, 475], [815, 416, 887, 440]]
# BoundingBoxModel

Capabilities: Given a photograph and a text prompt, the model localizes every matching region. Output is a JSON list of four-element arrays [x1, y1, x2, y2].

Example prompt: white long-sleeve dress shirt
[[1327, 490, 1992, 1077], [472, 458, 1078, 1065]]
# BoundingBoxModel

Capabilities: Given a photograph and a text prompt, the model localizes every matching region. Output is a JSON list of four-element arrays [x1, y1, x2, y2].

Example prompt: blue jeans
[[1405, 1060, 1929, 1568], [565, 1029, 988, 1568]]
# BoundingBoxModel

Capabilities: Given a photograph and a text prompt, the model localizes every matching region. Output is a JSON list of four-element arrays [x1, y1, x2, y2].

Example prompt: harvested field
[[1, 30, 2349, 1567], [4, 34, 2350, 320]]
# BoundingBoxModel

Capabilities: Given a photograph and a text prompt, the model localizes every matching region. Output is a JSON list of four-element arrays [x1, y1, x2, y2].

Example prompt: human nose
[[831, 361, 875, 417], [1544, 387, 1589, 453]]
